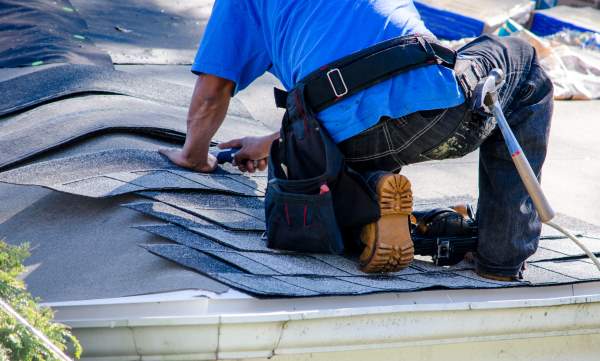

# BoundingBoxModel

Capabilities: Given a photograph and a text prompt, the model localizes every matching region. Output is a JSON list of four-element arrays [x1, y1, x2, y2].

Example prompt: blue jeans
[[339, 35, 554, 277]]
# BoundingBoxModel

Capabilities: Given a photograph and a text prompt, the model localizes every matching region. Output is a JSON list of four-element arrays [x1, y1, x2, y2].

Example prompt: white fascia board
[[60, 291, 600, 328]]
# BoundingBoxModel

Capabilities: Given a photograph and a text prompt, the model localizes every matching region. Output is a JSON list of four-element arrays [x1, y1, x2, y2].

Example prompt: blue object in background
[[535, 0, 558, 9], [497, 18, 524, 37], [413, 1, 485, 40], [531, 12, 599, 36]]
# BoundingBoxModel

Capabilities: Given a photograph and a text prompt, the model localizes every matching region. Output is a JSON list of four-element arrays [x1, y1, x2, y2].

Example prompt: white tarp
[[540, 42, 600, 100], [498, 20, 600, 100]]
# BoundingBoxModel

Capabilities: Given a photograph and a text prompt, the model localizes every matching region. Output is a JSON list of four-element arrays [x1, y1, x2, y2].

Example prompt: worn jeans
[[338, 35, 554, 277]]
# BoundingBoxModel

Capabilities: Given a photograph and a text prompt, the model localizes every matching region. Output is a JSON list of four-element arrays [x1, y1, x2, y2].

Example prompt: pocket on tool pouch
[[265, 185, 344, 254]]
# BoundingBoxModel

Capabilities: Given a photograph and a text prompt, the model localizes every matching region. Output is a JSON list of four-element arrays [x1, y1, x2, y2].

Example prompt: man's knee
[[459, 34, 538, 80], [494, 36, 551, 105]]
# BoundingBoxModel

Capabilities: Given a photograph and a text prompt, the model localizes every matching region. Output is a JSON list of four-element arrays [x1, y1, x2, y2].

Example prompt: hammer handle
[[492, 102, 555, 223], [215, 147, 241, 164], [512, 151, 556, 222]]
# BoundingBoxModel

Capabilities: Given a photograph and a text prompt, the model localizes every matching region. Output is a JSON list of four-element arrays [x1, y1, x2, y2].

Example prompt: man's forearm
[[181, 74, 234, 166]]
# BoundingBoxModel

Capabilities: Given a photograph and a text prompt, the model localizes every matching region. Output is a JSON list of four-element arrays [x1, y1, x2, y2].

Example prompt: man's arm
[[160, 74, 234, 172], [161, 73, 278, 173]]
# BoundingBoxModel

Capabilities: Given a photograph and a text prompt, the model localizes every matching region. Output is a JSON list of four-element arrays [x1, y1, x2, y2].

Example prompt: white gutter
[[47, 283, 600, 360]]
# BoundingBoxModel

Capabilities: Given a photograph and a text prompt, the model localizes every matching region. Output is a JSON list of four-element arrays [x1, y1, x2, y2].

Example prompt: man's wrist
[[261, 132, 280, 156], [181, 147, 209, 167]]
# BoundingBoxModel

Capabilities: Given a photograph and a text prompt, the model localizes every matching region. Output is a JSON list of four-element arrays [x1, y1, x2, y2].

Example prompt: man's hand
[[218, 132, 279, 173], [159, 74, 234, 173], [159, 148, 218, 173]]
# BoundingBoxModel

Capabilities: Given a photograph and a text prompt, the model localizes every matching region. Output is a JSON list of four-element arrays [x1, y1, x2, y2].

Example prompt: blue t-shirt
[[193, 0, 465, 143]]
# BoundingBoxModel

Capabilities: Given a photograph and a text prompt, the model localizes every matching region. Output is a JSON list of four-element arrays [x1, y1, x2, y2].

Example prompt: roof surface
[[1, 0, 600, 302]]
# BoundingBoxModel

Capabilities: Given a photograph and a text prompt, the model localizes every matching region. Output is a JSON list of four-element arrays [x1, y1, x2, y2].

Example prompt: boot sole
[[475, 270, 518, 282], [359, 174, 414, 273]]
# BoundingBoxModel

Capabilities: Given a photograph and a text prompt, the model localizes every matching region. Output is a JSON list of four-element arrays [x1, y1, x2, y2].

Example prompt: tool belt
[[265, 34, 457, 254]]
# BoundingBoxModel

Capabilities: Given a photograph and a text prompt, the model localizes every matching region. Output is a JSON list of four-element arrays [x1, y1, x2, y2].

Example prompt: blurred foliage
[[0, 241, 81, 360]]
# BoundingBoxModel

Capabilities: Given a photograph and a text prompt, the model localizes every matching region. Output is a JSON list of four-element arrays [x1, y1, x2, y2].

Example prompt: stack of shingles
[[127, 191, 600, 296]]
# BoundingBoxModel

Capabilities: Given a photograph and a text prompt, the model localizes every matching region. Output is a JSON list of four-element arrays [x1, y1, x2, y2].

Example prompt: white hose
[[0, 298, 72, 361], [545, 220, 600, 272]]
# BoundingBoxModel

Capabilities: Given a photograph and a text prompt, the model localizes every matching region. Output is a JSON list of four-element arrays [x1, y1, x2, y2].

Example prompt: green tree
[[0, 241, 81, 360]]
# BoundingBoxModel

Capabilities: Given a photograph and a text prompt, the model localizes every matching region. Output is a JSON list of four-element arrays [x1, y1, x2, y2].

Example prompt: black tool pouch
[[265, 85, 380, 254]]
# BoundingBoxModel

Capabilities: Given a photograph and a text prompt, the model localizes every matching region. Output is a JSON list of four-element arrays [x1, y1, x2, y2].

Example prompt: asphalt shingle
[[0, 149, 265, 197], [143, 244, 244, 274], [274, 276, 378, 295], [124, 201, 216, 229], [136, 224, 230, 252], [532, 259, 600, 281], [0, 64, 252, 118], [215, 274, 319, 297]]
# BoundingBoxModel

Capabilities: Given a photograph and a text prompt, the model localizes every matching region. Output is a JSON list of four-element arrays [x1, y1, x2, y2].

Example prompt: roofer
[[161, 0, 553, 281]]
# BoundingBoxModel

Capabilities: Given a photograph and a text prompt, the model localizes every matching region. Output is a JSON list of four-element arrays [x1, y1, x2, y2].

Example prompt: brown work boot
[[475, 270, 519, 282], [359, 173, 414, 273], [476, 263, 526, 282]]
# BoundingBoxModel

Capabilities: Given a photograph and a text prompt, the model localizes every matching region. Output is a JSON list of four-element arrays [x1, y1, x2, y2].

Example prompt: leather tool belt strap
[[274, 35, 456, 112]]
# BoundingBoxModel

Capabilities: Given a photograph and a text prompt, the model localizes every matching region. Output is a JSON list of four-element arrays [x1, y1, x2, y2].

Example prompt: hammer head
[[472, 68, 505, 116]]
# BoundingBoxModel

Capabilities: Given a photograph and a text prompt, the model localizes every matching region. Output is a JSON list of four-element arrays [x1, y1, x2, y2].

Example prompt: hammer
[[475, 69, 600, 271]]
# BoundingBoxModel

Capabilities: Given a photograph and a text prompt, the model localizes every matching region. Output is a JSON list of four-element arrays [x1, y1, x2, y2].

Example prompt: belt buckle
[[434, 239, 451, 266], [326, 68, 348, 98]]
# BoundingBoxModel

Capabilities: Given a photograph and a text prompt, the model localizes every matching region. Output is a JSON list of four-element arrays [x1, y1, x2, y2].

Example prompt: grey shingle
[[143, 244, 243, 274], [0, 149, 248, 197], [215, 274, 318, 297], [538, 237, 600, 258], [55, 176, 144, 198], [402, 271, 504, 289], [340, 276, 423, 291], [139, 191, 265, 210], [0, 148, 267, 198], [136, 224, 230, 252], [528, 246, 570, 262], [274, 276, 379, 295], [312, 254, 422, 276], [532, 259, 600, 281], [0, 63, 253, 119], [139, 222, 352, 276], [123, 201, 216, 229], [522, 264, 580, 285], [188, 208, 265, 231], [0, 149, 174, 185], [137, 192, 266, 231], [310, 254, 365, 276], [0, 95, 184, 171], [453, 270, 523, 286], [192, 227, 275, 252], [205, 251, 278, 275], [240, 253, 350, 276], [110, 170, 207, 189], [169, 171, 264, 196]]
